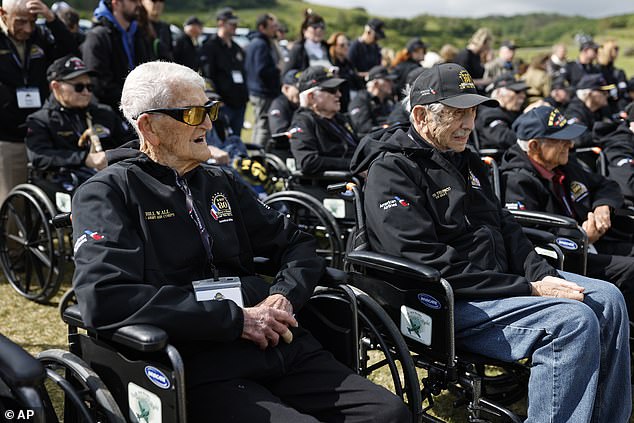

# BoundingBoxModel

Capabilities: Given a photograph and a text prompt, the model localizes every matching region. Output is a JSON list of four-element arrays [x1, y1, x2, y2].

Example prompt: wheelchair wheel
[[0, 185, 65, 303], [265, 191, 345, 268], [479, 362, 529, 406], [37, 349, 125, 423], [355, 291, 423, 421]]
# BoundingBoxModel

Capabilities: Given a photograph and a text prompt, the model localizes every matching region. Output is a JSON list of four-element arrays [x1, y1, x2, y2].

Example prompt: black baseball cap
[[297, 66, 345, 93], [367, 18, 385, 39], [577, 74, 616, 91], [216, 7, 238, 22], [551, 76, 569, 90], [367, 65, 397, 82], [409, 63, 498, 109], [491, 74, 528, 92], [47, 55, 96, 82], [500, 40, 516, 50], [282, 68, 301, 86], [406, 37, 426, 53], [512, 106, 586, 140], [184, 16, 202, 26]]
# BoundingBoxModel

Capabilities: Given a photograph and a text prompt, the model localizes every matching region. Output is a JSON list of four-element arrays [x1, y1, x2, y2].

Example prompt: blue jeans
[[455, 271, 631, 423], [221, 104, 246, 137]]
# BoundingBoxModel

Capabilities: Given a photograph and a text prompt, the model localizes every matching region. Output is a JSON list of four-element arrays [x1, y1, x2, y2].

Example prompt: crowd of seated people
[[3, 1, 634, 419]]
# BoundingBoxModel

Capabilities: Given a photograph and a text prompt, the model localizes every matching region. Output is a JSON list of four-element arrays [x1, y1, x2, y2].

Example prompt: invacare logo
[[144, 366, 171, 389]]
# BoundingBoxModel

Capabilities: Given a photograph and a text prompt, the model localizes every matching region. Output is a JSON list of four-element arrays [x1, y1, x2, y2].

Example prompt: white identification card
[[231, 70, 244, 84], [192, 276, 243, 307], [16, 87, 42, 109]]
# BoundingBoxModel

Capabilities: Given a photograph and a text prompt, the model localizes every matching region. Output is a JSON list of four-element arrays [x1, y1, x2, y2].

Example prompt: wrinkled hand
[[592, 205, 611, 233], [257, 294, 293, 314], [582, 211, 607, 244], [530, 276, 584, 301], [85, 151, 107, 170], [77, 128, 93, 148], [26, 0, 54, 22], [207, 146, 230, 165], [241, 305, 297, 350]]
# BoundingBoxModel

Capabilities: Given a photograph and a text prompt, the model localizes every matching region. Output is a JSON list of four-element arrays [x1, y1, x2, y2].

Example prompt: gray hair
[[576, 88, 592, 102], [517, 139, 530, 151], [410, 102, 446, 126], [298, 87, 319, 108], [120, 61, 205, 135], [1, 0, 29, 13]]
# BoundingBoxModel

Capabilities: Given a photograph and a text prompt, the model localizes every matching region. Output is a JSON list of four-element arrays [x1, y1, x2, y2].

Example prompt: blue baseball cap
[[512, 106, 587, 140]]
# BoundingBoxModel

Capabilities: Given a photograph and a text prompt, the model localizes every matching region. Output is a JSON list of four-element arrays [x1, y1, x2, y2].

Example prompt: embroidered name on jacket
[[379, 196, 410, 210], [432, 187, 452, 199], [210, 193, 233, 222], [144, 209, 175, 220]]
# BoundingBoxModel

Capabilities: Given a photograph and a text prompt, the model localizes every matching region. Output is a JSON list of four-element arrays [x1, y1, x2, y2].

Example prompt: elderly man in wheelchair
[[351, 63, 631, 422], [69, 61, 409, 422]]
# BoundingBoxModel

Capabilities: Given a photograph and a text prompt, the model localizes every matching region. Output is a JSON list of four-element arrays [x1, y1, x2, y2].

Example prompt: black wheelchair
[[0, 165, 89, 303]]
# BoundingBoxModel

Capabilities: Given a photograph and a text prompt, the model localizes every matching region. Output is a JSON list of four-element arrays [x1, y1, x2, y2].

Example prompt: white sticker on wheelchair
[[400, 306, 432, 346], [286, 158, 297, 172], [128, 382, 162, 423], [323, 198, 346, 218], [55, 192, 72, 213]]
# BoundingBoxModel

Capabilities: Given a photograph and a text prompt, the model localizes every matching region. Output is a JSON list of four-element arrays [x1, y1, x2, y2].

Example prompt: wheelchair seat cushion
[[0, 334, 45, 387]]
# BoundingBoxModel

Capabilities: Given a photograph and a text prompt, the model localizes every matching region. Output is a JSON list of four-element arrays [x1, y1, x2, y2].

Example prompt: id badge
[[16, 87, 41, 109], [192, 276, 243, 307], [231, 70, 244, 84]]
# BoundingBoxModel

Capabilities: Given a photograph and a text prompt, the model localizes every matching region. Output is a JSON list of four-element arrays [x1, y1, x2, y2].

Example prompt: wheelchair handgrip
[[52, 212, 72, 228], [508, 210, 579, 229], [0, 334, 45, 387], [326, 182, 349, 193], [346, 250, 440, 283]]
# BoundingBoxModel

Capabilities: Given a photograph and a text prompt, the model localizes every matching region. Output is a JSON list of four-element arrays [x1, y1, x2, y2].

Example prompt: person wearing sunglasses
[[283, 10, 332, 74], [25, 55, 130, 187], [289, 66, 359, 174], [70, 60, 410, 422]]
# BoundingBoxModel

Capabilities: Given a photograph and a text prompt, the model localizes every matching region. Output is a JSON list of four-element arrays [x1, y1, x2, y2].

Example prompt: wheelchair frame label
[[417, 293, 441, 309], [555, 238, 578, 250], [128, 382, 162, 423], [400, 306, 432, 346], [144, 366, 171, 389]]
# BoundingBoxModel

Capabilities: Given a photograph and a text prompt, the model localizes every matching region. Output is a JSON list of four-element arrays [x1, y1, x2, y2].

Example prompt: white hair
[[490, 87, 510, 100], [410, 102, 446, 126], [120, 61, 205, 135], [576, 88, 592, 102], [1, 0, 29, 13], [517, 139, 530, 151], [298, 87, 319, 108]]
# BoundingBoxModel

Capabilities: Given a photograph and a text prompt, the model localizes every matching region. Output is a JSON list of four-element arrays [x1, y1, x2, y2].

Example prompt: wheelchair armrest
[[521, 227, 557, 243], [345, 250, 440, 283], [320, 267, 349, 287], [508, 209, 579, 229], [291, 171, 353, 181], [0, 334, 45, 387], [63, 305, 168, 352]]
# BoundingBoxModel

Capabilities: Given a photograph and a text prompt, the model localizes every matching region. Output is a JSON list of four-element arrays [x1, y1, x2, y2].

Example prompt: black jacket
[[475, 106, 519, 150], [350, 125, 556, 299], [80, 18, 155, 112], [244, 32, 280, 98], [564, 97, 602, 148], [25, 95, 129, 171], [0, 18, 76, 142], [283, 40, 331, 73], [268, 94, 297, 134], [348, 91, 394, 137], [392, 59, 419, 100], [289, 107, 359, 174], [151, 20, 173, 61], [173, 33, 200, 71], [347, 39, 381, 73], [71, 148, 325, 341], [200, 35, 248, 108], [564, 61, 600, 89], [500, 143, 624, 221], [593, 121, 634, 203]]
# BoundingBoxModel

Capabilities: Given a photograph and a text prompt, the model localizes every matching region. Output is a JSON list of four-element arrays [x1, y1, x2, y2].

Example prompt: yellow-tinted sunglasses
[[136, 101, 221, 126]]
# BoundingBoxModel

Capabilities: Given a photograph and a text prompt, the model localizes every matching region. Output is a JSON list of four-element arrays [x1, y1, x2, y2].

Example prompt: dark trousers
[[222, 104, 246, 137], [586, 252, 634, 319], [182, 329, 410, 422]]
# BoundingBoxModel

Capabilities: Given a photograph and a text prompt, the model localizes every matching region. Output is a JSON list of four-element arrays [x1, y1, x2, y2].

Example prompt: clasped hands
[[241, 294, 296, 350]]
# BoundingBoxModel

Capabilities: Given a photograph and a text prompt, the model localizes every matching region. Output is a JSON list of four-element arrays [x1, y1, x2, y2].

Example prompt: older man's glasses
[[137, 101, 221, 126], [63, 82, 94, 93]]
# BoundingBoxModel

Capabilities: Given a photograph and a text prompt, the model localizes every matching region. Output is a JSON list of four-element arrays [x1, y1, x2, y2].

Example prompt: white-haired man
[[350, 63, 631, 423], [71, 61, 409, 423], [0, 0, 76, 201]]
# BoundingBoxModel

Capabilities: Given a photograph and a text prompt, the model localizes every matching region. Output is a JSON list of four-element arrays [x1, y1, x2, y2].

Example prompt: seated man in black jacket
[[26, 55, 129, 189], [71, 61, 409, 423], [268, 68, 300, 135], [565, 74, 615, 147], [348, 65, 396, 137], [500, 106, 634, 314], [475, 74, 527, 150], [351, 63, 630, 423], [289, 66, 359, 174]]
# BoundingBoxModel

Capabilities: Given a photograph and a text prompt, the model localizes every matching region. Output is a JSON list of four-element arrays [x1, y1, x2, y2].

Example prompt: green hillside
[[76, 0, 634, 75]]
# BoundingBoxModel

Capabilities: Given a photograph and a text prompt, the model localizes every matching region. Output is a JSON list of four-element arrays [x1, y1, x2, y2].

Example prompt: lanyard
[[552, 171, 576, 219], [174, 172, 218, 278], [6, 38, 31, 85], [324, 118, 357, 147]]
